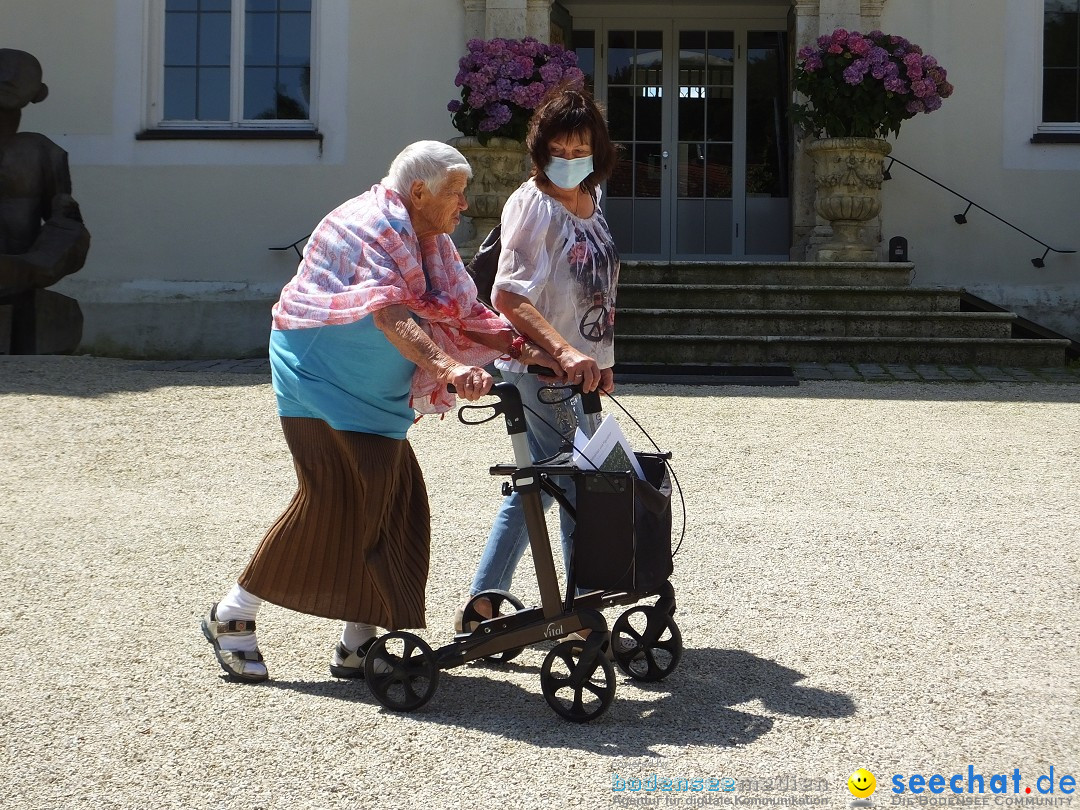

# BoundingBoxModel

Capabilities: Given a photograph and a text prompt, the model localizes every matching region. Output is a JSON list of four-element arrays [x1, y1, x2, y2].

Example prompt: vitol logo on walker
[[882, 765, 1076, 804]]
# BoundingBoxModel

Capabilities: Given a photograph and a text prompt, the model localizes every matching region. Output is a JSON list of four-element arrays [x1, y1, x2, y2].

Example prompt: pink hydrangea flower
[[793, 28, 953, 138], [449, 37, 585, 143]]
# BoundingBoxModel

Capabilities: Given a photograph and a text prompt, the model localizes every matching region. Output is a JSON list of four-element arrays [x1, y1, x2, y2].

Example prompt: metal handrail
[[269, 234, 310, 259], [883, 156, 1076, 268]]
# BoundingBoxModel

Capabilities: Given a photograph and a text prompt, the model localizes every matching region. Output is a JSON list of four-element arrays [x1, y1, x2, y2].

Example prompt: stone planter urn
[[806, 137, 892, 262], [448, 135, 530, 254]]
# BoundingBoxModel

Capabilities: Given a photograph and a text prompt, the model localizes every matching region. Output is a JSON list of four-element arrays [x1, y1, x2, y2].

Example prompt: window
[[154, 0, 313, 129], [1043, 0, 1080, 126]]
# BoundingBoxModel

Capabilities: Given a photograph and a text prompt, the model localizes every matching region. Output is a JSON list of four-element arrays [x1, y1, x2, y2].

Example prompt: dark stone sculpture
[[0, 48, 90, 354]]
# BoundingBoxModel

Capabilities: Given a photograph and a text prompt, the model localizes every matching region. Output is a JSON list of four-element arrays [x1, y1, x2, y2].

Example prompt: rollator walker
[[362, 374, 683, 722]]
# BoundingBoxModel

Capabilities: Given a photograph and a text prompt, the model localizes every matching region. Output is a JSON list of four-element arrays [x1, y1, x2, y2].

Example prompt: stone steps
[[617, 309, 1015, 338], [620, 260, 915, 286], [616, 335, 1071, 367], [617, 284, 962, 311], [613, 262, 1073, 369]]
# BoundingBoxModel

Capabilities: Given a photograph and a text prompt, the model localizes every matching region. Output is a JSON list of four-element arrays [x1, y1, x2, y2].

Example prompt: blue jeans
[[469, 369, 586, 596]]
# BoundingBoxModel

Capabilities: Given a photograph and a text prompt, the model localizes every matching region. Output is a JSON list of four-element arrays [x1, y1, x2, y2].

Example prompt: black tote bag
[[571, 452, 673, 593]]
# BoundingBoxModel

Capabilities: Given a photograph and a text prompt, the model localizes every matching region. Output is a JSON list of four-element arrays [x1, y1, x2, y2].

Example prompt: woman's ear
[[409, 179, 427, 204], [33, 82, 49, 104]]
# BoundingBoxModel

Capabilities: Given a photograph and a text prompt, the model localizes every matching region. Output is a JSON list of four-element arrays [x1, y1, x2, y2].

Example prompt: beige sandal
[[329, 638, 377, 679], [200, 604, 268, 683], [453, 596, 494, 634]]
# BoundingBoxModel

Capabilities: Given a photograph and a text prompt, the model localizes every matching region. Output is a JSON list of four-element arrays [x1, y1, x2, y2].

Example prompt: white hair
[[382, 140, 472, 195]]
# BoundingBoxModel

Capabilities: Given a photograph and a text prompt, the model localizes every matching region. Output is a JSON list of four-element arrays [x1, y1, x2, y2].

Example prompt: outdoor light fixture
[[874, 154, 1075, 267]]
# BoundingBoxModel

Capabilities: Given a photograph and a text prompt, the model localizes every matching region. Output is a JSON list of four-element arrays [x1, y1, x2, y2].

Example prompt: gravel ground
[[1, 356, 1077, 810]]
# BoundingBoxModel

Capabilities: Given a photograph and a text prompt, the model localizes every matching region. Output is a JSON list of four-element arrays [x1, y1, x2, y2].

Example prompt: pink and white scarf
[[272, 184, 508, 414]]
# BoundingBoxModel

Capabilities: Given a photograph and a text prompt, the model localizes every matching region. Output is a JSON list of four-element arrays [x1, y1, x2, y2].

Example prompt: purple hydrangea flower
[[903, 52, 924, 80], [793, 27, 953, 138], [843, 59, 871, 85], [449, 37, 586, 142], [884, 76, 909, 94]]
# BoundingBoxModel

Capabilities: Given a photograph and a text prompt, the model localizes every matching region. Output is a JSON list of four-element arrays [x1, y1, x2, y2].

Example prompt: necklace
[[541, 179, 591, 218], [563, 188, 592, 218]]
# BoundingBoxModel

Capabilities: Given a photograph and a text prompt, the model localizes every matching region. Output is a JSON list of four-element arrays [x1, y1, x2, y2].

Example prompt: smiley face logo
[[847, 769, 877, 798]]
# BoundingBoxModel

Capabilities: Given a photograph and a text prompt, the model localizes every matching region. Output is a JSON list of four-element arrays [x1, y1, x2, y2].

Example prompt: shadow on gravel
[[0, 358, 269, 398], [3, 358, 1078, 402], [263, 648, 854, 756], [615, 380, 1080, 405]]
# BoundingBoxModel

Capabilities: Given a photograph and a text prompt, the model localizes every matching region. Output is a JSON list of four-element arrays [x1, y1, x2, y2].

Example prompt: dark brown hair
[[526, 84, 617, 191]]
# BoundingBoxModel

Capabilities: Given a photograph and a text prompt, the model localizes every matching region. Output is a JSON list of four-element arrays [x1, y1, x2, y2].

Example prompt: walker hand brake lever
[[447, 381, 527, 430], [525, 365, 602, 419]]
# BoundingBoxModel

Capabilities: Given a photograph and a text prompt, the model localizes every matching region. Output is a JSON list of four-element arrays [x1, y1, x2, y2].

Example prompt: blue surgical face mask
[[545, 155, 594, 189]]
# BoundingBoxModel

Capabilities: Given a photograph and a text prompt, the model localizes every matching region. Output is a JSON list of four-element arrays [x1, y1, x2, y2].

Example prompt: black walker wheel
[[462, 589, 527, 663], [540, 639, 616, 722], [611, 605, 683, 682], [364, 632, 440, 712]]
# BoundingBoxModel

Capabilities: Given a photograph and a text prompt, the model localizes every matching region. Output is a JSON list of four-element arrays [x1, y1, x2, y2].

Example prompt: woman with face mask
[[456, 85, 621, 632]]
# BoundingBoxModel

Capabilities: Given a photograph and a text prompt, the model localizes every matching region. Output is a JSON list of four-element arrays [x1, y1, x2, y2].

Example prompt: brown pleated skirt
[[238, 417, 430, 629]]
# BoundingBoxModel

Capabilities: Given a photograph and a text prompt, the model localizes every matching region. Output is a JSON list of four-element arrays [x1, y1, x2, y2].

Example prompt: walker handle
[[447, 381, 527, 435], [525, 365, 602, 417]]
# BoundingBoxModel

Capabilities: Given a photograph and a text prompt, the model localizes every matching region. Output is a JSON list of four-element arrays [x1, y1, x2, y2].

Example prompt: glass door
[[597, 21, 790, 260], [604, 26, 668, 257], [673, 28, 737, 256], [744, 30, 791, 256]]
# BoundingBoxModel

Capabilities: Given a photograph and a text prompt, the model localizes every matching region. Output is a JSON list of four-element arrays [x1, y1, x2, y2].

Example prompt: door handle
[[661, 150, 670, 159]]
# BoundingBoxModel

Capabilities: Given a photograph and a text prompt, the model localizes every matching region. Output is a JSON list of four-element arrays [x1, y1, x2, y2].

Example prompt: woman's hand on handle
[[448, 365, 493, 401], [556, 347, 602, 393], [519, 342, 563, 380]]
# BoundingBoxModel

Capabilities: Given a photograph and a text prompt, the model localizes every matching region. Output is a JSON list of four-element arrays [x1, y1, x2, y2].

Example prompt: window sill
[[1030, 132, 1080, 144], [136, 128, 323, 142]]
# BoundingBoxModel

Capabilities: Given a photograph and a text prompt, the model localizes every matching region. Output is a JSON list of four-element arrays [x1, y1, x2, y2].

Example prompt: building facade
[[7, 0, 1079, 357]]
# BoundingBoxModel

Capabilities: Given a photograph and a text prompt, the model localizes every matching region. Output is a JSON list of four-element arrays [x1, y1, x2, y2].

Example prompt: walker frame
[[363, 378, 682, 722]]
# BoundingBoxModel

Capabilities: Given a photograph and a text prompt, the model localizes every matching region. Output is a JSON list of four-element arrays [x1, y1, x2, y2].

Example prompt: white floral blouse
[[493, 178, 620, 373]]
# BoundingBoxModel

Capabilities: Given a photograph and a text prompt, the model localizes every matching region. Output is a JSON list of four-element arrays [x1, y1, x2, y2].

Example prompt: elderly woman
[[458, 87, 620, 631], [202, 140, 557, 683]]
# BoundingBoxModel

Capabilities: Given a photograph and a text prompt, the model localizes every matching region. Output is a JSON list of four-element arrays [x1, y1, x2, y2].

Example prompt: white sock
[[215, 583, 263, 653], [217, 583, 263, 620], [341, 622, 377, 651]]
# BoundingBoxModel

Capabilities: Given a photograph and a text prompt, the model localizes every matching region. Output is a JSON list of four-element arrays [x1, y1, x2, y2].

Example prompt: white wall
[[9, 0, 467, 357], [879, 0, 1080, 339], [10, 0, 1080, 355]]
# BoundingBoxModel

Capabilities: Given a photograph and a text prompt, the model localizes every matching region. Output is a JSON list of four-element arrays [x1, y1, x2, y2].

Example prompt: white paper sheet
[[572, 414, 644, 479]]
